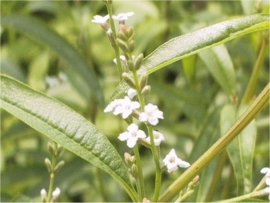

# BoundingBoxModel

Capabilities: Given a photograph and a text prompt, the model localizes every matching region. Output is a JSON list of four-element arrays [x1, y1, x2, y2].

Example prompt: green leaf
[[1, 15, 103, 104], [199, 44, 236, 96], [142, 14, 269, 74], [182, 55, 196, 82], [0, 75, 138, 202], [220, 104, 257, 195], [112, 14, 269, 99]]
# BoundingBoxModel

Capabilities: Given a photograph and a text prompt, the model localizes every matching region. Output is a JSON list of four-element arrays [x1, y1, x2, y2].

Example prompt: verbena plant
[[1, 1, 269, 202]]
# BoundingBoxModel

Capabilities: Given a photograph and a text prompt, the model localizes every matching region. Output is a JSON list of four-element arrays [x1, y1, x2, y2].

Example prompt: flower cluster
[[261, 167, 270, 200], [96, 11, 190, 174], [104, 88, 164, 148]]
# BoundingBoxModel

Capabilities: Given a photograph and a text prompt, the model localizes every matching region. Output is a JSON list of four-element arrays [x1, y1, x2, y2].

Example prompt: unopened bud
[[124, 152, 136, 166], [134, 53, 144, 70], [127, 27, 134, 40], [45, 158, 52, 172], [127, 60, 135, 71], [122, 72, 135, 88], [117, 38, 129, 52], [56, 145, 64, 157], [131, 164, 138, 177], [54, 160, 65, 173], [141, 85, 151, 96], [139, 72, 148, 89], [48, 142, 55, 155], [128, 40, 135, 52]]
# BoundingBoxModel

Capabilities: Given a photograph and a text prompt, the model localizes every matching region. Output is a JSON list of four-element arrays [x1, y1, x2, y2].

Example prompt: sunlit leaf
[[142, 14, 269, 74], [0, 75, 138, 202]]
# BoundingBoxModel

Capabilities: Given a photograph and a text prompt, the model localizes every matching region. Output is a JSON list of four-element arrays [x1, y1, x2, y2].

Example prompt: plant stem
[[133, 144, 145, 200], [159, 82, 270, 202], [147, 125, 162, 202], [216, 189, 268, 203], [47, 147, 57, 202], [241, 32, 269, 104], [104, 1, 122, 78]]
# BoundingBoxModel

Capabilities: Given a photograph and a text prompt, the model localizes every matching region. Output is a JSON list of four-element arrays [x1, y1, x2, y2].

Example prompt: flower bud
[[141, 85, 151, 97], [122, 72, 135, 88], [48, 142, 55, 155], [128, 40, 135, 52], [45, 158, 52, 172], [127, 27, 135, 40], [127, 60, 135, 71], [54, 160, 65, 173], [116, 38, 129, 52], [56, 145, 64, 157], [134, 53, 144, 70], [124, 152, 136, 166], [131, 164, 138, 177], [139, 72, 148, 89]]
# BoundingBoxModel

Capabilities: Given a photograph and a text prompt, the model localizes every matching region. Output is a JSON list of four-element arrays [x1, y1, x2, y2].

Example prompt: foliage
[[1, 1, 269, 202]]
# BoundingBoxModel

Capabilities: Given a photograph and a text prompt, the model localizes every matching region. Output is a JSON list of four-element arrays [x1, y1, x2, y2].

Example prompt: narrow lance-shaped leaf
[[112, 14, 269, 99], [142, 14, 269, 74], [0, 75, 138, 202], [221, 104, 257, 195], [1, 15, 104, 104], [199, 44, 236, 96]]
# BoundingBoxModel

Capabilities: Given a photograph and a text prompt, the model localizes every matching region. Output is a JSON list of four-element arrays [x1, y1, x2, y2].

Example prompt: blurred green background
[[1, 0, 269, 202]]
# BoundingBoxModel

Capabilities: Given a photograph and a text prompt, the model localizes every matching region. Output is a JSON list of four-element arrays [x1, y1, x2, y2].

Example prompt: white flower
[[112, 12, 134, 21], [40, 188, 47, 198], [104, 96, 140, 119], [163, 149, 190, 173], [127, 88, 137, 99], [52, 187, 61, 199], [104, 99, 122, 113], [261, 167, 270, 200], [91, 15, 109, 24], [139, 103, 164, 125], [145, 130, 165, 146], [118, 123, 147, 148], [261, 167, 270, 177]]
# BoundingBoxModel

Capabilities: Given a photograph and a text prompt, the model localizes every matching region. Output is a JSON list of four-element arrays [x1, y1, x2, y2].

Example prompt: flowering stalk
[[41, 142, 64, 203], [103, 1, 123, 78]]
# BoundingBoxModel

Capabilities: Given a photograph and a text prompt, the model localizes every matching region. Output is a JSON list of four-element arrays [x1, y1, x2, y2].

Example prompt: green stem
[[104, 1, 122, 78], [132, 70, 145, 107], [47, 150, 57, 202], [159, 82, 270, 202], [147, 125, 162, 202], [133, 144, 145, 200], [216, 189, 268, 203], [241, 32, 269, 104]]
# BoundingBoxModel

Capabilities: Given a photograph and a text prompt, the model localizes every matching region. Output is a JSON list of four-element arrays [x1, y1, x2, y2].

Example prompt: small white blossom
[[127, 88, 137, 99], [104, 96, 140, 119], [261, 167, 270, 177], [40, 188, 47, 199], [104, 99, 122, 113], [163, 149, 190, 173], [139, 103, 164, 126], [52, 187, 61, 199], [112, 12, 134, 21], [145, 130, 165, 146], [118, 123, 147, 148], [91, 15, 109, 24], [261, 167, 270, 200]]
